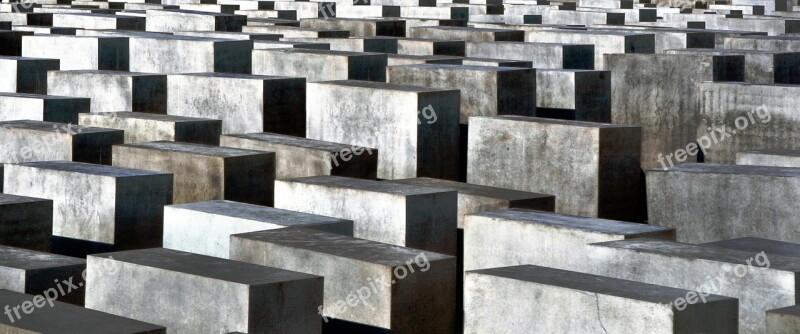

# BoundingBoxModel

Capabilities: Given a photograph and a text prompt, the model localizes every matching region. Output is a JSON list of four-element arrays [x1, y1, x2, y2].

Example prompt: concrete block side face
[[330, 145, 379, 180], [0, 199, 52, 252], [574, 70, 612, 123], [597, 126, 642, 222], [767, 311, 800, 334], [624, 34, 655, 54], [537, 70, 577, 110], [167, 75, 265, 134], [163, 207, 275, 258], [0, 268, 27, 294], [773, 53, 800, 85], [686, 32, 716, 49], [71, 130, 125, 165], [47, 72, 134, 113], [25, 264, 86, 305], [391, 257, 456, 334], [174, 120, 222, 146], [416, 91, 460, 180], [114, 175, 172, 250], [79, 114, 176, 144], [676, 297, 739, 333], [464, 272, 674, 334], [15, 59, 60, 95], [249, 278, 324, 333], [220, 136, 331, 179], [222, 153, 276, 206], [347, 54, 387, 82], [262, 78, 306, 137], [131, 76, 167, 114], [496, 68, 536, 118], [405, 192, 457, 255], [736, 152, 800, 167], [97, 38, 129, 71], [85, 257, 251, 333], [213, 41, 252, 74], [712, 55, 746, 82], [214, 15, 245, 32], [43, 98, 90, 124], [130, 38, 216, 74], [0, 129, 73, 164], [0, 61, 18, 93], [433, 41, 465, 57]]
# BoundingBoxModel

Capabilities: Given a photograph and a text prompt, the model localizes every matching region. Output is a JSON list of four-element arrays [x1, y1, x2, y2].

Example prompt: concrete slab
[[0, 120, 123, 165], [0, 56, 59, 94], [0, 245, 85, 305], [47, 70, 166, 113], [0, 93, 89, 124], [78, 112, 222, 145]]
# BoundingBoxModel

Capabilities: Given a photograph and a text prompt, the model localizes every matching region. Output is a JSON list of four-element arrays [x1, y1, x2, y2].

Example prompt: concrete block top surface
[[117, 141, 269, 158], [88, 112, 219, 123], [233, 228, 453, 265], [171, 72, 299, 81], [0, 120, 119, 135], [149, 8, 241, 17], [50, 70, 161, 77], [704, 237, 800, 259], [258, 48, 382, 57], [667, 48, 795, 55], [389, 63, 532, 72], [0, 245, 84, 270], [468, 208, 673, 236], [0, 193, 50, 206], [0, 56, 60, 61], [283, 175, 455, 196], [541, 29, 653, 37], [223, 132, 372, 152], [91, 248, 318, 285], [302, 17, 405, 23], [0, 92, 89, 100], [0, 289, 165, 333], [11, 160, 170, 178], [468, 265, 735, 304], [593, 238, 800, 272], [387, 177, 553, 200], [415, 26, 521, 33], [474, 115, 636, 129], [168, 200, 350, 225], [739, 149, 800, 157], [314, 79, 459, 93], [651, 162, 800, 177]]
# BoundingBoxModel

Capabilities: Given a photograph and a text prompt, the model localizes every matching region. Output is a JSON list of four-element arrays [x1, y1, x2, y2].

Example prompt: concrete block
[[163, 200, 353, 258], [465, 265, 738, 334], [167, 73, 305, 135], [3, 161, 172, 257], [736, 149, 800, 167], [0, 56, 59, 94], [0, 120, 123, 165], [402, 17, 467, 36], [466, 41, 594, 69], [409, 26, 523, 42], [78, 112, 222, 145], [145, 9, 245, 32], [52, 13, 145, 30], [397, 38, 465, 56], [220, 132, 378, 179], [252, 49, 387, 82], [387, 54, 462, 66], [536, 69, 610, 122], [85, 248, 323, 333], [243, 25, 349, 38], [0, 93, 89, 124], [468, 116, 642, 221], [0, 31, 32, 57], [460, 57, 532, 67], [174, 30, 282, 40], [281, 36, 398, 53], [400, 6, 469, 19], [307, 80, 459, 180], [767, 306, 800, 334], [21, 35, 128, 71], [0, 245, 85, 305], [274, 176, 457, 255], [230, 227, 456, 334], [127, 35, 251, 74], [300, 18, 405, 37], [526, 30, 655, 69], [667, 48, 800, 84], [253, 40, 331, 50], [47, 70, 166, 113], [0, 193, 52, 252]]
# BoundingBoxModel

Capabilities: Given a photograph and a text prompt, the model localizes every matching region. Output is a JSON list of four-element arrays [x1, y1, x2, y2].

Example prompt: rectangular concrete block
[[409, 26, 523, 42], [281, 36, 398, 53], [387, 54, 462, 66], [47, 70, 166, 113], [300, 18, 405, 37], [736, 149, 800, 167], [0, 93, 89, 124], [526, 30, 655, 69], [128, 35, 251, 74], [0, 31, 32, 57], [221, 132, 378, 179], [536, 69, 611, 122], [0, 120, 123, 165], [21, 35, 128, 71], [397, 38, 465, 56], [252, 48, 387, 82], [85, 248, 323, 333], [0, 193, 52, 252], [167, 73, 305, 135], [666, 48, 800, 85], [78, 112, 222, 145], [0, 56, 59, 94], [145, 9, 245, 32], [465, 41, 594, 69], [0, 245, 85, 305], [230, 227, 456, 334], [307, 80, 459, 180], [767, 306, 800, 334], [52, 13, 145, 30], [274, 176, 457, 255]]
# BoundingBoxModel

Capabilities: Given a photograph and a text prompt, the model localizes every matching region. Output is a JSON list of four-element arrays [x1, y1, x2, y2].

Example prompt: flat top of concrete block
[[78, 29, 172, 38], [87, 112, 220, 123], [541, 28, 652, 36], [388, 63, 532, 72], [92, 248, 319, 284], [0, 92, 89, 100], [314, 80, 459, 93], [0, 290, 166, 333], [50, 70, 160, 77], [469, 208, 672, 235], [0, 245, 84, 270], [118, 141, 270, 158], [54, 12, 139, 18], [169, 200, 350, 225], [739, 149, 800, 157], [768, 305, 800, 317], [302, 17, 404, 23], [474, 115, 634, 129], [538, 68, 608, 74], [11, 161, 171, 178], [386, 178, 553, 201], [234, 228, 453, 265], [0, 193, 50, 206], [397, 38, 465, 43], [413, 26, 521, 33], [704, 237, 800, 259], [467, 41, 593, 48], [667, 48, 793, 55], [0, 120, 120, 135], [25, 34, 127, 41], [151, 8, 242, 16], [593, 238, 800, 272], [468, 265, 734, 304], [388, 54, 462, 61], [223, 132, 373, 152], [258, 48, 381, 57], [283, 175, 454, 196], [173, 72, 299, 81], [652, 163, 800, 177], [0, 56, 60, 61]]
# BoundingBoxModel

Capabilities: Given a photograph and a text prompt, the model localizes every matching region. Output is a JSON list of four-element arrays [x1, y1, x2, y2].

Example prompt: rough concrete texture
[[127, 35, 252, 74], [666, 48, 800, 85], [0, 194, 52, 252], [78, 112, 222, 145], [112, 141, 275, 205], [0, 245, 85, 305], [300, 18, 406, 37], [466, 41, 594, 69], [274, 176, 457, 255], [0, 56, 60, 95], [21, 35, 129, 71], [145, 9, 245, 33], [397, 38, 465, 56], [736, 149, 800, 167], [85, 248, 323, 333], [536, 69, 611, 122], [767, 306, 800, 334], [230, 227, 456, 334], [527, 30, 655, 69], [163, 200, 353, 258], [0, 120, 123, 165], [252, 48, 387, 82], [0, 93, 89, 124], [47, 70, 167, 113]]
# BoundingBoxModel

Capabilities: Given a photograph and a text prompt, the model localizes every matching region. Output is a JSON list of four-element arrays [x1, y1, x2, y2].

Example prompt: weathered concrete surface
[[167, 73, 305, 135], [274, 176, 457, 255], [387, 54, 462, 66], [0, 56, 59, 94], [736, 149, 800, 167], [221, 132, 378, 179], [526, 30, 655, 69], [21, 35, 128, 71], [465, 265, 738, 334], [230, 227, 456, 334], [536, 69, 610, 122], [0, 194, 52, 252], [163, 200, 353, 258], [0, 93, 89, 124], [666, 48, 800, 84], [0, 245, 85, 305], [409, 26, 523, 42], [466, 41, 594, 69], [79, 112, 222, 145], [300, 18, 405, 37], [282, 36, 398, 53], [47, 70, 167, 113], [52, 13, 145, 30], [127, 35, 252, 74], [145, 9, 245, 33], [767, 306, 800, 334], [112, 141, 275, 205], [397, 38, 465, 56], [468, 116, 643, 221], [0, 289, 166, 333], [252, 48, 387, 82], [0, 120, 123, 165], [86, 248, 323, 333]]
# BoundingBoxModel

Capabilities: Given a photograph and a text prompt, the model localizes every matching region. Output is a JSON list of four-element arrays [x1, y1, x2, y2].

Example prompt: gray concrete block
[[0, 93, 89, 124], [736, 149, 800, 167], [230, 227, 456, 334], [0, 289, 166, 333], [112, 141, 275, 205], [466, 41, 594, 69], [145, 9, 245, 32], [0, 120, 123, 165], [173, 30, 282, 40], [127, 35, 251, 74], [85, 248, 323, 333], [409, 26, 523, 42], [666, 48, 800, 85], [78, 112, 222, 145], [527, 30, 655, 69], [465, 265, 738, 334], [307, 80, 459, 179], [0, 193, 52, 252], [0, 56, 59, 95], [0, 245, 85, 305], [274, 175, 457, 255], [386, 54, 462, 66], [401, 6, 469, 20], [253, 40, 331, 50], [52, 13, 145, 30], [163, 200, 353, 258], [397, 38, 465, 56], [21, 35, 128, 71], [402, 17, 467, 36], [243, 25, 349, 38], [460, 57, 532, 67], [3, 161, 172, 255], [281, 36, 398, 53], [167, 73, 305, 135], [767, 306, 800, 334], [252, 48, 387, 82], [300, 18, 405, 37], [536, 69, 611, 122], [0, 31, 32, 57], [220, 132, 378, 179], [47, 70, 166, 114], [468, 116, 642, 221]]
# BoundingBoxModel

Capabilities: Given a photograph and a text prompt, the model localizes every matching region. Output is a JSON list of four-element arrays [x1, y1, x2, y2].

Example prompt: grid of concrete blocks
[[1, 0, 800, 332]]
